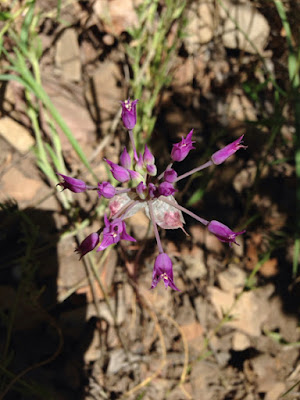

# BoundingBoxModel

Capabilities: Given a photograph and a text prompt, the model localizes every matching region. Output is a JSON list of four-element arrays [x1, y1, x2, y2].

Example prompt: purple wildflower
[[207, 220, 246, 246], [58, 95, 247, 291], [121, 98, 138, 130], [171, 129, 195, 162], [211, 135, 247, 165], [151, 253, 180, 291], [105, 159, 131, 183], [75, 233, 99, 260], [97, 215, 136, 251], [98, 182, 116, 199], [57, 173, 87, 193]]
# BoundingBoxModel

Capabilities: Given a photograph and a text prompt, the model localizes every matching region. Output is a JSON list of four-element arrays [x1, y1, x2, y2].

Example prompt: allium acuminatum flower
[[57, 98, 247, 290]]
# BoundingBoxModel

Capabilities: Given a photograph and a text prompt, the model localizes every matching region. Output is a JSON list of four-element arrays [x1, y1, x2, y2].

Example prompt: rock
[[85, 61, 124, 125], [190, 361, 219, 400], [232, 331, 251, 351], [93, 0, 138, 36], [184, 1, 215, 53], [55, 28, 81, 81], [220, 0, 270, 54], [0, 117, 35, 154], [128, 210, 152, 240], [208, 287, 269, 336], [42, 78, 95, 149], [227, 90, 257, 122], [0, 167, 42, 202], [233, 162, 257, 193], [181, 246, 207, 280], [217, 264, 246, 293], [265, 383, 286, 400]]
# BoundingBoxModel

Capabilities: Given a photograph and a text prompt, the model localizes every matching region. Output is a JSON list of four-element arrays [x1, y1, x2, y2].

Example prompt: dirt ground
[[0, 0, 299, 399]]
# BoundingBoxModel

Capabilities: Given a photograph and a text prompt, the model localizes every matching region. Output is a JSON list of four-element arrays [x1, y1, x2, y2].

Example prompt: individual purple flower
[[207, 220, 246, 246], [164, 168, 177, 183], [211, 135, 247, 165], [120, 147, 131, 169], [143, 145, 155, 165], [151, 253, 180, 291], [121, 98, 138, 130], [105, 159, 130, 183], [97, 182, 116, 199], [159, 182, 176, 197], [171, 129, 195, 162], [75, 233, 99, 260], [97, 215, 136, 251], [57, 173, 87, 193]]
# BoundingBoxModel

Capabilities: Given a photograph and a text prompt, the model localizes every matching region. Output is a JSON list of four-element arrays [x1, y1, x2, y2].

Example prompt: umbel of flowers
[[57, 99, 247, 291]]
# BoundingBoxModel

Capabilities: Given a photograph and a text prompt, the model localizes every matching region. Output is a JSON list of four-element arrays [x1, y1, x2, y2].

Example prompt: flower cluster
[[57, 99, 247, 291]]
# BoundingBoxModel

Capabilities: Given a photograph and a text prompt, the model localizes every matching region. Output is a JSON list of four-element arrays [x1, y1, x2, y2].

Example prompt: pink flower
[[211, 135, 247, 165], [75, 233, 99, 259], [171, 129, 195, 162], [207, 220, 246, 246], [57, 173, 87, 193], [121, 98, 138, 130], [97, 215, 136, 251], [151, 253, 180, 291]]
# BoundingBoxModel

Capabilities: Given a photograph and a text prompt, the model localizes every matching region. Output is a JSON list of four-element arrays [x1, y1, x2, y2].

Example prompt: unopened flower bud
[[120, 147, 131, 169], [105, 159, 130, 183], [143, 145, 155, 165], [136, 181, 148, 200], [159, 182, 176, 197], [146, 164, 157, 176], [98, 182, 116, 199], [75, 233, 99, 260], [164, 168, 177, 183]]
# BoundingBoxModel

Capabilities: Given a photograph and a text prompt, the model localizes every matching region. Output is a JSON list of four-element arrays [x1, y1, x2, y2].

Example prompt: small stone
[[220, 0, 270, 54], [55, 28, 81, 81], [232, 331, 251, 351], [85, 61, 124, 124], [218, 264, 246, 293], [1, 168, 42, 202], [265, 383, 286, 400], [0, 117, 35, 154], [182, 246, 207, 280]]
